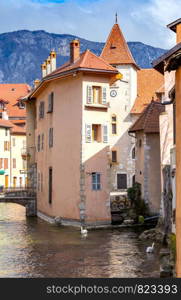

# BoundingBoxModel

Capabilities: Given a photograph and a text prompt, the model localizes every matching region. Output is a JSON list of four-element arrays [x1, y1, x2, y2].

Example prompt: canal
[[0, 203, 161, 278]]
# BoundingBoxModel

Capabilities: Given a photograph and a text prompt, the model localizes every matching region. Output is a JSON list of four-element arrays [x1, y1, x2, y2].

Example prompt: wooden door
[[5, 175, 9, 188], [13, 177, 17, 188]]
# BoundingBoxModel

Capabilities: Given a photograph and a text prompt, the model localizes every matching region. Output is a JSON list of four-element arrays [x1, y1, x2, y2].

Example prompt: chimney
[[34, 79, 40, 88], [50, 50, 57, 72], [41, 62, 46, 78], [46, 56, 51, 75], [167, 18, 181, 44], [2, 108, 9, 120], [70, 39, 80, 63]]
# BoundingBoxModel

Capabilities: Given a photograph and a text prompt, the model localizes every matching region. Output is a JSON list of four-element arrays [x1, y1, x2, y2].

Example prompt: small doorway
[[5, 175, 9, 188], [13, 177, 17, 188], [117, 174, 127, 189]]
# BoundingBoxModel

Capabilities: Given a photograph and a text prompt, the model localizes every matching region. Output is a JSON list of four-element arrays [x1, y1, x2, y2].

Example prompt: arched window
[[111, 114, 117, 134], [132, 147, 135, 159]]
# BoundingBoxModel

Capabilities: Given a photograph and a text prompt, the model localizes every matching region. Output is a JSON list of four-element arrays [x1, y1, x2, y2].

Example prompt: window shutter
[[48, 93, 54, 112], [49, 128, 53, 148], [87, 86, 92, 104], [85, 124, 92, 143], [102, 87, 107, 104], [103, 125, 108, 143]]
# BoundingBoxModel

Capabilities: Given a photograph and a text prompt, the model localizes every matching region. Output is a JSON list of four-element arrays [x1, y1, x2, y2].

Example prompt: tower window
[[111, 114, 117, 134]]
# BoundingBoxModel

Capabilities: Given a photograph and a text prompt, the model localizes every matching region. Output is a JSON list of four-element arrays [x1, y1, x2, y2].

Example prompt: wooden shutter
[[48, 92, 54, 112], [102, 125, 108, 143], [0, 158, 3, 169], [87, 86, 92, 104], [49, 128, 53, 148], [102, 87, 107, 104], [85, 124, 92, 143], [4, 158, 8, 169], [37, 135, 40, 152]]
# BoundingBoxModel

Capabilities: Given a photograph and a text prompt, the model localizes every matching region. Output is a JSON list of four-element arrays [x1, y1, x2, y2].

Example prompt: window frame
[[92, 172, 101, 191]]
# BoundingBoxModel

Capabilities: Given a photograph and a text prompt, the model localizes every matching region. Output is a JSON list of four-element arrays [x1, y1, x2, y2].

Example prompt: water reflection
[[0, 203, 160, 278]]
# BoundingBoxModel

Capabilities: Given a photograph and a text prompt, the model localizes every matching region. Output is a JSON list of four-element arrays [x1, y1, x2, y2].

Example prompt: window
[[19, 101, 25, 109], [132, 147, 136, 159], [139, 139, 142, 147], [86, 85, 107, 105], [4, 158, 8, 170], [117, 174, 127, 189], [22, 159, 26, 170], [49, 167, 53, 204], [13, 138, 16, 147], [47, 92, 54, 113], [49, 128, 53, 148], [13, 158, 16, 169], [93, 86, 101, 104], [39, 101, 44, 119], [4, 141, 10, 151], [41, 133, 44, 150], [5, 128, 8, 136], [85, 124, 108, 143], [112, 151, 117, 162], [132, 175, 135, 186], [37, 135, 41, 152], [111, 115, 117, 134], [92, 172, 101, 190], [92, 124, 101, 142]]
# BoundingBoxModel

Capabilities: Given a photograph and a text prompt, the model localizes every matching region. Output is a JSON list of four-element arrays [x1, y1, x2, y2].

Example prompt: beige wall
[[135, 131, 161, 214]]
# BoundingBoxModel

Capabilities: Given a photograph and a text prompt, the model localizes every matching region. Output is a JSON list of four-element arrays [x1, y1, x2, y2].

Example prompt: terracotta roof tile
[[0, 119, 13, 128], [10, 123, 26, 135], [131, 69, 164, 114], [45, 49, 117, 79], [129, 101, 165, 133], [100, 23, 139, 69], [0, 84, 30, 117]]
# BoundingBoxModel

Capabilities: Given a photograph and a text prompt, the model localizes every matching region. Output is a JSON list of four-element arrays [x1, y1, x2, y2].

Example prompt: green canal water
[[0, 203, 161, 278]]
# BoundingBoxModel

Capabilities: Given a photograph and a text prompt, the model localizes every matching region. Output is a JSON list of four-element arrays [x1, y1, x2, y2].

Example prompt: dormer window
[[19, 101, 25, 109], [110, 43, 116, 49]]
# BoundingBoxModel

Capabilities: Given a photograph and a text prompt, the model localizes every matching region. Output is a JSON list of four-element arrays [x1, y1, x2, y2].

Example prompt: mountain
[[0, 30, 167, 86]]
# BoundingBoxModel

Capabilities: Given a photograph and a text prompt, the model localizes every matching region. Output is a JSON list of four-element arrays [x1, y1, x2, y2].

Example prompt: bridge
[[0, 188, 37, 216]]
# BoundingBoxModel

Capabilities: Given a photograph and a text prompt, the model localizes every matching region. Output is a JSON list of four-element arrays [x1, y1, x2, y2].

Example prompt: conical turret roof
[[101, 23, 139, 69]]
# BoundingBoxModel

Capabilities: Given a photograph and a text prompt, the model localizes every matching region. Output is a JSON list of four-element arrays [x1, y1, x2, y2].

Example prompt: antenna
[[115, 12, 118, 24]]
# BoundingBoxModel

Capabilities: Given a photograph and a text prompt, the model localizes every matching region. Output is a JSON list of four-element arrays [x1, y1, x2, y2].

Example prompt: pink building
[[26, 40, 119, 226]]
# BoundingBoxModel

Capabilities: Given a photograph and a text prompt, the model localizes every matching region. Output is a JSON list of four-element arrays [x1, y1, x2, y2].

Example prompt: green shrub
[[127, 182, 149, 216], [169, 233, 176, 262]]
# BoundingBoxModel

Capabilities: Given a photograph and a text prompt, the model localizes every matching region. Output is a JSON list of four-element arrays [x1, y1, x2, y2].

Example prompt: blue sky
[[0, 0, 180, 48]]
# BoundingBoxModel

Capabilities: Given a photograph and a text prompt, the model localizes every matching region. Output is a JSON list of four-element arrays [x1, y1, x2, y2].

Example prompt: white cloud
[[0, 0, 180, 48]]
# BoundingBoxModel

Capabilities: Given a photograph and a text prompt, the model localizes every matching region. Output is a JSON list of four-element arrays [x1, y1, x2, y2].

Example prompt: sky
[[0, 0, 180, 49]]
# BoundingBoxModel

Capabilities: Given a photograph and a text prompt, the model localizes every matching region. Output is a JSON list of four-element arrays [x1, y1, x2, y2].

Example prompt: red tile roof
[[0, 119, 13, 128], [129, 101, 165, 133], [11, 124, 26, 135], [45, 49, 118, 79], [100, 23, 139, 69], [0, 84, 30, 118], [131, 69, 164, 114]]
